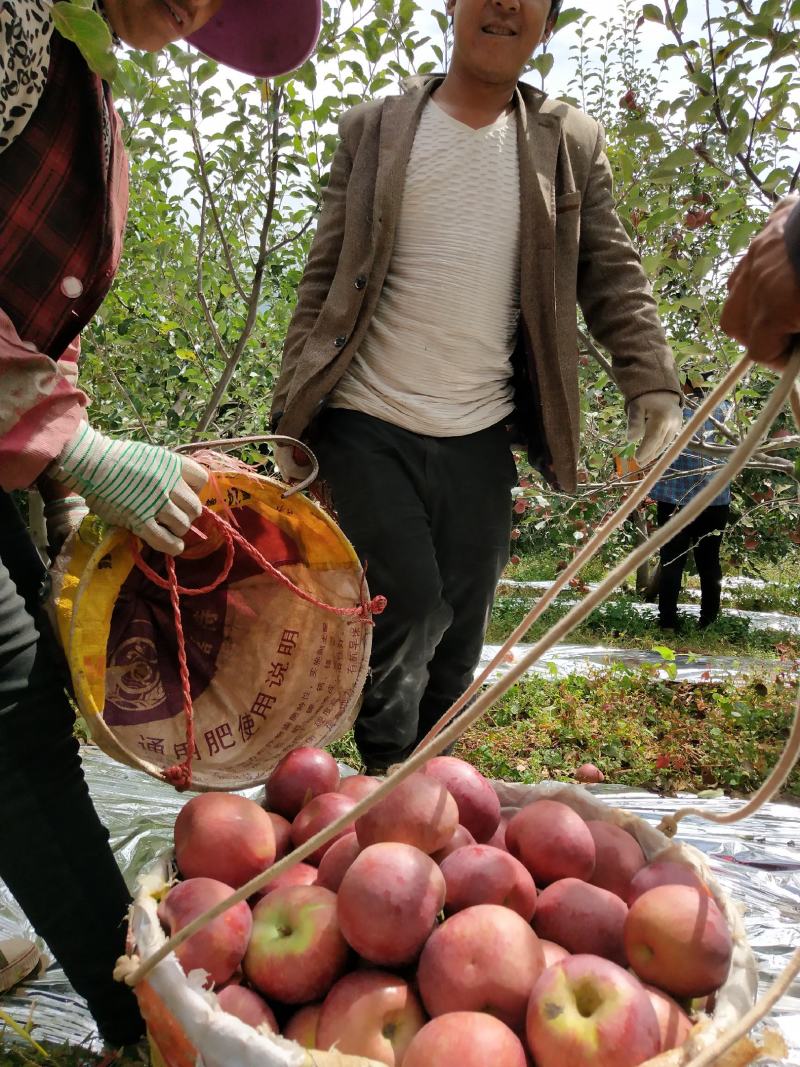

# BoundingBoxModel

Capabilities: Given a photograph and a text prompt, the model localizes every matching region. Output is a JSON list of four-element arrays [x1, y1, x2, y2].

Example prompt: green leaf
[[641, 4, 663, 22], [652, 645, 677, 661], [52, 2, 118, 84]]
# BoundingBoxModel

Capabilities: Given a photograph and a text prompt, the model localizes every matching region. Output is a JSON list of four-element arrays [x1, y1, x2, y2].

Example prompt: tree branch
[[196, 87, 286, 433]]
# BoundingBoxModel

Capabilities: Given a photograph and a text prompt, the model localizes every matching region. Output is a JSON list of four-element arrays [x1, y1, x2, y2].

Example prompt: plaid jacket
[[0, 32, 129, 491], [651, 403, 732, 507]]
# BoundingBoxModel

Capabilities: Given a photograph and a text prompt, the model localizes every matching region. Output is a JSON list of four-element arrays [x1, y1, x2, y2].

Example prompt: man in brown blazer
[[271, 0, 682, 772]]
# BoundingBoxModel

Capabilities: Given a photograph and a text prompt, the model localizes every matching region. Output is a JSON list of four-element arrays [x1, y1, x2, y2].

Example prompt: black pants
[[314, 410, 516, 770], [656, 502, 730, 628], [0, 492, 143, 1047]]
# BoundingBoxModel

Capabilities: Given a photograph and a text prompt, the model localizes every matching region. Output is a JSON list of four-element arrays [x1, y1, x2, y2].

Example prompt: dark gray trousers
[[314, 410, 516, 770], [0, 491, 143, 1047]]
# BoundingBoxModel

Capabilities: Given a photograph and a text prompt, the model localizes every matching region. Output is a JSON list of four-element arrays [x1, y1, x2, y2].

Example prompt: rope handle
[[118, 353, 800, 998], [174, 434, 320, 499]]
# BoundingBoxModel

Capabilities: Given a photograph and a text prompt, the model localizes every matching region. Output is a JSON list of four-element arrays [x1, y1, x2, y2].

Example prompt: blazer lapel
[[372, 80, 439, 254]]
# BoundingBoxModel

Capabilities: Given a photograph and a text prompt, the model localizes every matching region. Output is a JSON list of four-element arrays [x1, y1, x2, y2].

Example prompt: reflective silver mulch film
[[0, 747, 798, 1063]]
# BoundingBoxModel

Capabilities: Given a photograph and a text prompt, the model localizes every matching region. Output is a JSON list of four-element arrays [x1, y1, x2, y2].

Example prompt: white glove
[[274, 443, 314, 484], [43, 494, 90, 552], [50, 423, 208, 556], [626, 391, 683, 466]]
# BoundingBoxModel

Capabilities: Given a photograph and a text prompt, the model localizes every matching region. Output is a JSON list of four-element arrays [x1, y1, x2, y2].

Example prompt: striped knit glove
[[43, 495, 90, 552], [51, 424, 208, 556]]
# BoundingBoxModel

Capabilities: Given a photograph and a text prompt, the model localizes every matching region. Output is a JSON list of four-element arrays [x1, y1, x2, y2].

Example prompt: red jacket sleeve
[[0, 308, 87, 491]]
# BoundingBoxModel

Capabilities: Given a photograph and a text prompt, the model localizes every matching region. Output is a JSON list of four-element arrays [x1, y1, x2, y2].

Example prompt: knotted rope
[[130, 503, 385, 790]]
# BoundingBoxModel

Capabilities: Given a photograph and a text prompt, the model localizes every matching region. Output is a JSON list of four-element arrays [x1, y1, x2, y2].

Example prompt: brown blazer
[[270, 77, 680, 493]]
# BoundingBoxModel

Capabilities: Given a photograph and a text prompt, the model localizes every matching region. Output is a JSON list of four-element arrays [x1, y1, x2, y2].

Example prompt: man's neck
[[432, 64, 517, 130]]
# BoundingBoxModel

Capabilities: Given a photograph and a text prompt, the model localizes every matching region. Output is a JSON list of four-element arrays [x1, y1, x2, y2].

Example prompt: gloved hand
[[43, 494, 90, 553], [274, 443, 314, 484], [626, 391, 682, 466], [50, 423, 208, 556]]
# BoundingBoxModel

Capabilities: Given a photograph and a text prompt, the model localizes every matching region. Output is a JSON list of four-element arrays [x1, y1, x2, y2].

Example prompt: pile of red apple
[[156, 747, 734, 1066]]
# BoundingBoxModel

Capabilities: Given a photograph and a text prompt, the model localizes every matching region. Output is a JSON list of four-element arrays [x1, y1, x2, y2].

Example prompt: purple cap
[[187, 0, 322, 79]]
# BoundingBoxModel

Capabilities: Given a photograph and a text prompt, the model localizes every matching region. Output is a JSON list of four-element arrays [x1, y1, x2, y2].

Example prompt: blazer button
[[334, 335, 347, 348], [354, 275, 367, 290]]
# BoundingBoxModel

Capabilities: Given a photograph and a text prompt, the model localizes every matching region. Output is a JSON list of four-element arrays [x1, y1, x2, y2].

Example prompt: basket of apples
[[120, 746, 761, 1067]]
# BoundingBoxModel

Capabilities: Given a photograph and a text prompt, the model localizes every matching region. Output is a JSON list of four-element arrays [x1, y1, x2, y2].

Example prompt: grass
[[453, 660, 800, 798], [487, 589, 797, 658], [0, 1040, 147, 1066]]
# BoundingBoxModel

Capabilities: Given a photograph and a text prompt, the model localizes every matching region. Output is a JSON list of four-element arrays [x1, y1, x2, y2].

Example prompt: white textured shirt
[[330, 98, 521, 436]]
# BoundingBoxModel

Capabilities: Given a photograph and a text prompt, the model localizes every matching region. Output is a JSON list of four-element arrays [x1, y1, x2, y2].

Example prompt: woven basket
[[127, 780, 757, 1067]]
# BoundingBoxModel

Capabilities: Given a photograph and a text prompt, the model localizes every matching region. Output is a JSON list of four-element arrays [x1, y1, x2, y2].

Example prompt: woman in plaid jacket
[[0, 0, 319, 1048]]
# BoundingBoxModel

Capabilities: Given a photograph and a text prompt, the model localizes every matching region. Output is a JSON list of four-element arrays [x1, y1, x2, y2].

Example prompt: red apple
[[355, 771, 458, 855], [337, 774, 382, 802], [338, 842, 445, 966], [250, 862, 317, 900], [627, 860, 707, 906], [174, 793, 276, 889], [642, 983, 693, 1051], [534, 878, 628, 967], [586, 821, 646, 901], [266, 811, 292, 860], [526, 954, 661, 1067], [506, 800, 596, 885], [290, 792, 357, 865], [485, 813, 510, 851], [417, 903, 545, 1032], [266, 747, 340, 820], [432, 824, 476, 863], [404, 1012, 528, 1067], [244, 885, 349, 1004], [157, 878, 252, 988], [316, 833, 361, 892], [540, 939, 571, 967], [576, 763, 605, 783], [283, 1003, 321, 1049], [625, 885, 733, 998], [440, 844, 537, 921], [216, 985, 278, 1032], [424, 756, 501, 843], [316, 970, 426, 1065]]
